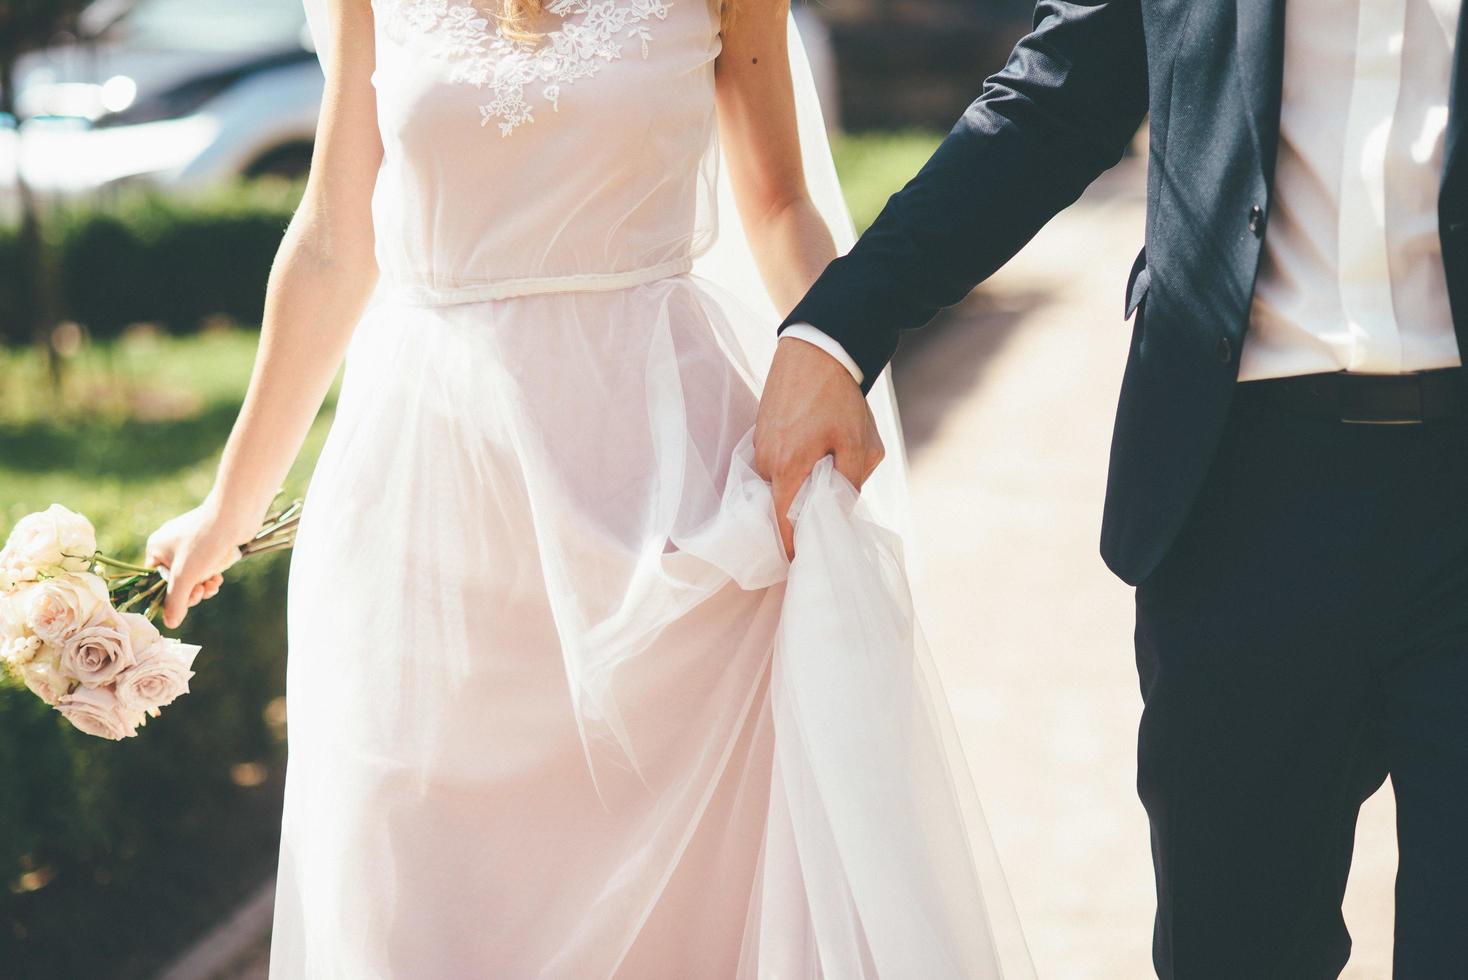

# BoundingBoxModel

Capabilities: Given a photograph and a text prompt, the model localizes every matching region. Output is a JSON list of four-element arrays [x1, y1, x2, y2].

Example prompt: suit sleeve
[[782, 0, 1149, 391]]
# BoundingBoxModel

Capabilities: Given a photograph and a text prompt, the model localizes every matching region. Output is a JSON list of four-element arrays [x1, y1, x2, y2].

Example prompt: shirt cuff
[[780, 323, 865, 386]]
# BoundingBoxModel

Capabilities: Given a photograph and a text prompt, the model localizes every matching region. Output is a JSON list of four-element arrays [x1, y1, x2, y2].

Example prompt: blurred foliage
[[0, 180, 303, 345], [57, 182, 302, 340], [0, 230, 19, 337], [0, 129, 942, 976], [0, 0, 88, 55], [0, 0, 95, 369], [0, 132, 946, 346], [832, 129, 943, 234], [0, 330, 335, 979]]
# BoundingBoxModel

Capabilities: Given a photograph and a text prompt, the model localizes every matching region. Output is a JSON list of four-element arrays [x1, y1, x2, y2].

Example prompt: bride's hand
[[145, 499, 251, 629]]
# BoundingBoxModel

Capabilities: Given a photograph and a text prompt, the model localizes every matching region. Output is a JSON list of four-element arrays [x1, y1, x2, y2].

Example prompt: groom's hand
[[755, 336, 884, 559]]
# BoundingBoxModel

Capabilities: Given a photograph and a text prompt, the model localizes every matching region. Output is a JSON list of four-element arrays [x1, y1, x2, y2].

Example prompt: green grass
[[0, 328, 335, 553], [833, 130, 943, 233]]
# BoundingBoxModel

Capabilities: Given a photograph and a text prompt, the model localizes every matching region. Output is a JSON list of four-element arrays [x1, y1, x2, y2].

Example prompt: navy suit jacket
[[783, 0, 1468, 585]]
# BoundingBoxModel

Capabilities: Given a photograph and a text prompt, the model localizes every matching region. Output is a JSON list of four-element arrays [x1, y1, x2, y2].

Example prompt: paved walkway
[[897, 155, 1398, 978]]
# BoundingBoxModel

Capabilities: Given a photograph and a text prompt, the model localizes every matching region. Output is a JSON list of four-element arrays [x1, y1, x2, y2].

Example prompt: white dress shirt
[[795, 0, 1463, 387], [783, 322, 865, 380], [1243, 0, 1461, 381]]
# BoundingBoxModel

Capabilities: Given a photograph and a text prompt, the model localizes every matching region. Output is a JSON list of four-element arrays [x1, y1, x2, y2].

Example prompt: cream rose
[[115, 638, 199, 715], [22, 572, 111, 645], [56, 685, 138, 740], [2, 505, 96, 582], [58, 610, 158, 687], [1, 633, 43, 668], [17, 652, 71, 706], [0, 547, 24, 593], [0, 593, 37, 665], [0, 544, 39, 593]]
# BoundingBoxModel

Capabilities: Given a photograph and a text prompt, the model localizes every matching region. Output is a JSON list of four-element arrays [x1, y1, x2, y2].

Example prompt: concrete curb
[[158, 877, 275, 980]]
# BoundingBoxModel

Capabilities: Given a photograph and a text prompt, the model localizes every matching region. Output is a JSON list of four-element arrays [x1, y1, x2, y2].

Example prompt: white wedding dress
[[273, 1, 1030, 976]]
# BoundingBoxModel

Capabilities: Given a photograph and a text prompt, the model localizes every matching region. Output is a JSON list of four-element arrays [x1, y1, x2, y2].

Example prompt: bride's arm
[[145, 0, 383, 628], [716, 4, 883, 557], [713, 1, 834, 315]]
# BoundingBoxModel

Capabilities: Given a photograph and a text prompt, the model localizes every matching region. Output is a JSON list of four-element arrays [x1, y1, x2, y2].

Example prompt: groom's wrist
[[780, 323, 864, 386]]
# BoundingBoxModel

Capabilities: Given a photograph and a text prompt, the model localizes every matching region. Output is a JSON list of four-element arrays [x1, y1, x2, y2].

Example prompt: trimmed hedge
[[0, 555, 291, 980], [1, 180, 302, 344], [0, 131, 941, 346]]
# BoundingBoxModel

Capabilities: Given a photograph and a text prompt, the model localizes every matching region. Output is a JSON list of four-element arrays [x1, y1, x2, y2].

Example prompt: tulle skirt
[[269, 275, 1020, 979]]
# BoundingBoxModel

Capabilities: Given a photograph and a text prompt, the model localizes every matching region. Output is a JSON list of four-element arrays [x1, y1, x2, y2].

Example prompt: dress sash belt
[[378, 257, 695, 306]]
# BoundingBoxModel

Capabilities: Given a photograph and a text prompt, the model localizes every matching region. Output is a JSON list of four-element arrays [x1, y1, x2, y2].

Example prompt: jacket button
[[1217, 336, 1233, 363], [1248, 205, 1265, 236]]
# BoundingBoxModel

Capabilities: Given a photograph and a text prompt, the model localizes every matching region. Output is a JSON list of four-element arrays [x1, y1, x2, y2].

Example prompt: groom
[[755, 1, 1468, 977]]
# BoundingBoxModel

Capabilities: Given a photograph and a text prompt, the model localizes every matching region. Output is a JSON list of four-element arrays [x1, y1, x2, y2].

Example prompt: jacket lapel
[[1444, 3, 1465, 196], [1234, 0, 1287, 180]]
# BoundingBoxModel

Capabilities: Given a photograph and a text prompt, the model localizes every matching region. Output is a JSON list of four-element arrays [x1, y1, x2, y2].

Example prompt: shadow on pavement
[[891, 288, 1043, 458]]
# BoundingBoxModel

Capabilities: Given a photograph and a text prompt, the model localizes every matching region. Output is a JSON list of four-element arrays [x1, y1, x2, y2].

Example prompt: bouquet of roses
[[0, 501, 299, 740]]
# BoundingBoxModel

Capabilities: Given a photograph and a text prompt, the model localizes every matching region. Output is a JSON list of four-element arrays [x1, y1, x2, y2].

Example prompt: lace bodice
[[368, 0, 722, 302]]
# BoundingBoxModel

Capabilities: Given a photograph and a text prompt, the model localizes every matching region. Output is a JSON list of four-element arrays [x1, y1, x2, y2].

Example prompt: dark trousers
[[1134, 383, 1468, 979]]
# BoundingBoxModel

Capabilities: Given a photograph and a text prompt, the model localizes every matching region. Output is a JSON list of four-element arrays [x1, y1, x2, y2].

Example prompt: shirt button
[[1217, 336, 1233, 363], [1248, 205, 1265, 237]]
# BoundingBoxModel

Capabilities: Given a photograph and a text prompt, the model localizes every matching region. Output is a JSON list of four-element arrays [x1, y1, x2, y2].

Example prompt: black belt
[[1243, 368, 1466, 424]]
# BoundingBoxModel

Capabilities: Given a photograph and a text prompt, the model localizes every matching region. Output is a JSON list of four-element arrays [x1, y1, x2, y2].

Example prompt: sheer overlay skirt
[[270, 276, 1023, 978]]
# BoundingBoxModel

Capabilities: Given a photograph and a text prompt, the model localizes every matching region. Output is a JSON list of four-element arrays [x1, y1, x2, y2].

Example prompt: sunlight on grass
[[833, 130, 943, 233], [0, 329, 335, 553]]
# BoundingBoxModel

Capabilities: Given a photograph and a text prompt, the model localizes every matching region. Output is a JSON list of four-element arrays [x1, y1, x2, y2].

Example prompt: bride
[[144, 0, 1028, 975]]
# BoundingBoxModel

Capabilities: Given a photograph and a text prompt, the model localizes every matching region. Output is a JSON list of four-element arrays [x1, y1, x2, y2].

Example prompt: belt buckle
[[1339, 377, 1425, 425]]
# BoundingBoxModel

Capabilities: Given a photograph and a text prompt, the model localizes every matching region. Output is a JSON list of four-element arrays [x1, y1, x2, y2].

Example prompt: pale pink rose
[[2, 505, 96, 582], [18, 652, 71, 706], [22, 572, 111, 645], [57, 610, 158, 687], [56, 685, 139, 740], [115, 638, 199, 715]]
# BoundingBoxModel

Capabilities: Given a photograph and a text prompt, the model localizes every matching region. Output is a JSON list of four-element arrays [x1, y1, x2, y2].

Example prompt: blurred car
[[0, 0, 838, 215], [0, 0, 322, 212]]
